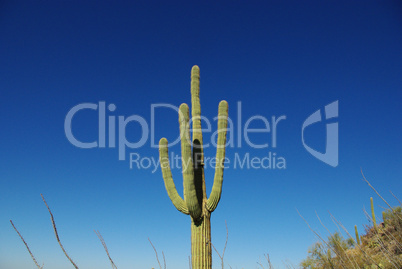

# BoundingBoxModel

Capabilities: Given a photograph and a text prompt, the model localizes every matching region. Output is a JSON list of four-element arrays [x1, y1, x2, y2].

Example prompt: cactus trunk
[[191, 213, 212, 268], [159, 65, 228, 269]]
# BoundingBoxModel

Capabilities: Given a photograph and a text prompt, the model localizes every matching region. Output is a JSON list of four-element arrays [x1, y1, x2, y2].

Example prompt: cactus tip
[[179, 103, 189, 111], [159, 137, 168, 146], [219, 100, 228, 108], [179, 103, 189, 117], [191, 65, 200, 75]]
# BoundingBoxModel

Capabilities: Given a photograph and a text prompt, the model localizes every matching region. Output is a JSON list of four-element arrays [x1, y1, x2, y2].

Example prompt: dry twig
[[361, 170, 393, 211], [390, 191, 402, 206]]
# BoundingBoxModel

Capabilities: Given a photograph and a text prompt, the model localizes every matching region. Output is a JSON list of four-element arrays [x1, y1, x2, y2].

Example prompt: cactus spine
[[354, 225, 360, 245], [371, 197, 377, 229], [159, 65, 228, 269]]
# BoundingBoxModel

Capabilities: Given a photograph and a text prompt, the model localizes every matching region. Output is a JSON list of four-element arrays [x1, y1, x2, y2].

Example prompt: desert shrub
[[301, 206, 402, 269]]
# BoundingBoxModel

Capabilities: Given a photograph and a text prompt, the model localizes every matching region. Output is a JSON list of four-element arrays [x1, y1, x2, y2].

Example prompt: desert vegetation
[[299, 172, 402, 269], [300, 204, 402, 268]]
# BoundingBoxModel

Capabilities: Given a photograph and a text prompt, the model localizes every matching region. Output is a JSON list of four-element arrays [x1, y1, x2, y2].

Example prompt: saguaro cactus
[[159, 65, 228, 269]]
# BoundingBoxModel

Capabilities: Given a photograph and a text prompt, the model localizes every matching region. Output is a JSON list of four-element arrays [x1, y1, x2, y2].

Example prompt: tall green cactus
[[371, 197, 377, 229], [354, 225, 360, 245], [159, 65, 228, 269]]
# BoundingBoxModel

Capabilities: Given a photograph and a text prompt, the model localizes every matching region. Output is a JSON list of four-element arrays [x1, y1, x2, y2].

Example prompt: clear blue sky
[[1, 1, 401, 268]]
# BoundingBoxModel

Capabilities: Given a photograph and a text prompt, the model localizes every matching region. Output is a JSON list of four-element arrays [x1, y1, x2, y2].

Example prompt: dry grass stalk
[[94, 230, 118, 269], [188, 255, 192, 269], [361, 170, 394, 212], [148, 237, 165, 269], [390, 191, 402, 206], [204, 220, 229, 269], [41, 193, 78, 269], [10, 220, 43, 269], [257, 253, 273, 269], [296, 209, 347, 269]]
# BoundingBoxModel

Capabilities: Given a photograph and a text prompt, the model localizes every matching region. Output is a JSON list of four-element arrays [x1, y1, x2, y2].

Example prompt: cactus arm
[[207, 100, 228, 212], [159, 138, 189, 215], [180, 104, 202, 219]]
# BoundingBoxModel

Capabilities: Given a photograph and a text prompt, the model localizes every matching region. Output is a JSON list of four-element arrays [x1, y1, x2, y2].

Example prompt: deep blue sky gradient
[[1, 1, 401, 268]]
